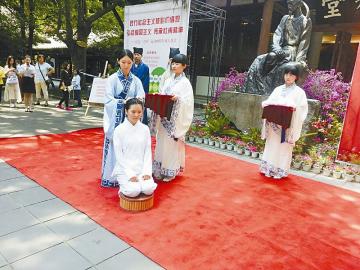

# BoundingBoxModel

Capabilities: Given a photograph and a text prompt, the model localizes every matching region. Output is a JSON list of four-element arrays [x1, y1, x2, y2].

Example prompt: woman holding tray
[[152, 54, 194, 182], [260, 63, 308, 179]]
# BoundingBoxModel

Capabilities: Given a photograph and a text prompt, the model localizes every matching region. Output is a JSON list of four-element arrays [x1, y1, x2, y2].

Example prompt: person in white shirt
[[71, 69, 82, 107], [112, 98, 157, 197], [34, 54, 54, 106], [4, 55, 21, 108], [19, 55, 36, 112]]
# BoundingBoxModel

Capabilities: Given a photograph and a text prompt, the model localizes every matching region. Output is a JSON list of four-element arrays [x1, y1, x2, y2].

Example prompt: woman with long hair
[[19, 55, 36, 112], [56, 62, 73, 111], [101, 49, 145, 187], [4, 56, 21, 107]]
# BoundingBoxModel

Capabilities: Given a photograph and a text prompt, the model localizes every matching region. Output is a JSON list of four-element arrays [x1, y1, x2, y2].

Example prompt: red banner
[[338, 45, 360, 163]]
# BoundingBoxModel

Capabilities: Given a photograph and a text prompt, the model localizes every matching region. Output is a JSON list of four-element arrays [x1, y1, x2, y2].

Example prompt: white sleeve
[[174, 80, 194, 138], [142, 128, 153, 176], [103, 77, 122, 139], [288, 90, 308, 143], [113, 128, 136, 179]]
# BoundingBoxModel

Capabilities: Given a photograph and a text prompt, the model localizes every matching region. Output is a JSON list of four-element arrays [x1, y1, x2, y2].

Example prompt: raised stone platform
[[218, 91, 321, 130]]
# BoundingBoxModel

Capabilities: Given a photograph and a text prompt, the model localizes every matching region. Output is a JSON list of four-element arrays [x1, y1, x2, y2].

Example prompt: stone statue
[[242, 0, 312, 95]]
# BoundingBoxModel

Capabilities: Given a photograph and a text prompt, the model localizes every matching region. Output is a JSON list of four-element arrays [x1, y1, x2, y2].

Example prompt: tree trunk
[[27, 0, 35, 56], [19, 0, 26, 56], [71, 45, 87, 72]]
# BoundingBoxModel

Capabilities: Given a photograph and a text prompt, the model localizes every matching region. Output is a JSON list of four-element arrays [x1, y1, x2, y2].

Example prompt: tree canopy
[[0, 0, 165, 69]]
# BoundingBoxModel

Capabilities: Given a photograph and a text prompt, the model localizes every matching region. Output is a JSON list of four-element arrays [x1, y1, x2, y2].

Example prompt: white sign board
[[124, 0, 190, 93], [88, 78, 107, 104]]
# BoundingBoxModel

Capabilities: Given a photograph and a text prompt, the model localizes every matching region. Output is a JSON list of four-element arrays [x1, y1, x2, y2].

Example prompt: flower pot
[[203, 138, 209, 145], [322, 168, 332, 177], [302, 164, 312, 172], [233, 145, 238, 152], [343, 173, 355, 182], [259, 153, 263, 160], [244, 149, 251, 156], [214, 141, 220, 148], [355, 175, 360, 183], [220, 143, 226, 150], [189, 136, 195, 143], [195, 137, 203, 143], [333, 171, 342, 179], [237, 148, 244, 155], [185, 136, 189, 141], [292, 161, 302, 170], [226, 144, 233, 151], [208, 140, 215, 146], [251, 151, 259, 158], [311, 165, 322, 174]]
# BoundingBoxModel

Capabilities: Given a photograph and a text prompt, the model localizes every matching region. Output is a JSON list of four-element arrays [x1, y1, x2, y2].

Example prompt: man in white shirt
[[34, 54, 55, 106]]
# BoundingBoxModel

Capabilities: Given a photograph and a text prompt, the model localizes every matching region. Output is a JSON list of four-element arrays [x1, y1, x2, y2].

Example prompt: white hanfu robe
[[112, 118, 157, 197], [260, 83, 308, 178], [101, 71, 145, 187], [152, 73, 194, 181]]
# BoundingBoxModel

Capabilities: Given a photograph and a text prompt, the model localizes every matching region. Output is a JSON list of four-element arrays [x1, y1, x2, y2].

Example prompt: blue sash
[[114, 71, 133, 128]]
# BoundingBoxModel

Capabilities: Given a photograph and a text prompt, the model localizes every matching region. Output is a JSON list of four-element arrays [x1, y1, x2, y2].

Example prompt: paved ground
[[0, 101, 164, 270], [0, 100, 103, 138], [0, 100, 359, 270]]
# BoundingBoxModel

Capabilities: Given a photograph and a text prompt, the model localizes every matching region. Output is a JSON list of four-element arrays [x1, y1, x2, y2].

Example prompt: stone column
[[257, 0, 275, 55], [331, 31, 354, 82], [307, 32, 323, 70]]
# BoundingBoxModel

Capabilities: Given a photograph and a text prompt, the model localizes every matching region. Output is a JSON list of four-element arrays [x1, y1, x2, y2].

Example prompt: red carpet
[[1, 128, 360, 269]]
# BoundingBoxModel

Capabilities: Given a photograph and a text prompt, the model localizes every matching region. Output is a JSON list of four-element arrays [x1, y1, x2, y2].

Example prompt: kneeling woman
[[112, 98, 157, 197]]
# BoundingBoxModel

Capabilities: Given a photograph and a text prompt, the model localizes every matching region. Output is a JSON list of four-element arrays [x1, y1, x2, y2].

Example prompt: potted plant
[[311, 157, 324, 174], [292, 155, 303, 170], [249, 145, 259, 158], [195, 130, 204, 144], [223, 137, 234, 151], [302, 155, 313, 172], [218, 137, 227, 150], [355, 167, 360, 183], [214, 137, 220, 148], [322, 162, 334, 177], [203, 134, 210, 145], [343, 166, 355, 182], [235, 140, 245, 155], [208, 136, 215, 146], [256, 139, 265, 160], [244, 144, 251, 156], [188, 130, 195, 142], [333, 165, 343, 179]]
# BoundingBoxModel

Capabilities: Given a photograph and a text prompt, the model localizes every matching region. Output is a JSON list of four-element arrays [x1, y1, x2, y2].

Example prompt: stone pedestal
[[218, 91, 321, 131]]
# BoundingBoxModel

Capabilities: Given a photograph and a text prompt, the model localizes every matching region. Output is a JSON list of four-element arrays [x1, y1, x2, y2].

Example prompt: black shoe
[[35, 102, 40, 105]]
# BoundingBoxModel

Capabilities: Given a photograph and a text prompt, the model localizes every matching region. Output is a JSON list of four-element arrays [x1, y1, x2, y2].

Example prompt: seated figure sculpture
[[242, 0, 312, 95]]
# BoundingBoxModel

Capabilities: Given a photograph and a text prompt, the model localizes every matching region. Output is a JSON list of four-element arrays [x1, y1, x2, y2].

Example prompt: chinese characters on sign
[[317, 0, 360, 24], [322, 0, 344, 18], [129, 15, 181, 26], [124, 1, 190, 93], [126, 26, 184, 36]]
